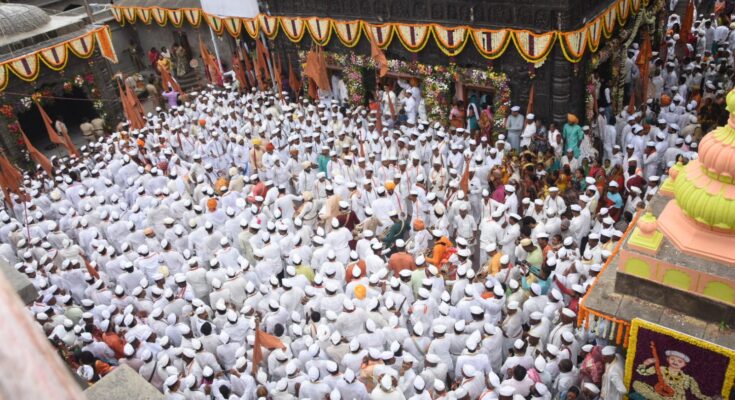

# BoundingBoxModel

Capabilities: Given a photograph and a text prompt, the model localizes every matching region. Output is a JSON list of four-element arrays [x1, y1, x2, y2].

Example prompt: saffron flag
[[0, 153, 24, 205], [636, 30, 652, 102], [18, 125, 53, 177], [304, 46, 331, 92], [680, 0, 694, 44], [251, 323, 286, 375], [159, 63, 183, 95], [255, 38, 272, 87], [273, 53, 284, 99], [366, 27, 388, 78], [241, 48, 256, 88], [199, 36, 222, 85], [0, 153, 24, 192], [459, 156, 470, 194], [232, 51, 248, 90], [117, 80, 145, 130], [288, 59, 301, 99], [35, 101, 79, 158]]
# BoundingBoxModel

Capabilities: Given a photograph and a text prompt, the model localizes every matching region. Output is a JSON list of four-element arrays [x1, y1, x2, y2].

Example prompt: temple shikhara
[[0, 0, 734, 399]]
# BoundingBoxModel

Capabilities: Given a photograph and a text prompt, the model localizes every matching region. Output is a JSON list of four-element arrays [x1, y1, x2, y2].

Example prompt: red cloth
[[345, 260, 367, 283], [387, 252, 416, 277], [252, 326, 286, 375]]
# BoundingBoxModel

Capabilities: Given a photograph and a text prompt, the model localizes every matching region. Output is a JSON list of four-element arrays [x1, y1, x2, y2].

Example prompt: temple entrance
[[16, 86, 96, 150]]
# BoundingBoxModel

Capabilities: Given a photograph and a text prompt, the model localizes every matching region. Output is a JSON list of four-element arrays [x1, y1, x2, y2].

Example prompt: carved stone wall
[[273, 27, 587, 125], [267, 0, 614, 31]]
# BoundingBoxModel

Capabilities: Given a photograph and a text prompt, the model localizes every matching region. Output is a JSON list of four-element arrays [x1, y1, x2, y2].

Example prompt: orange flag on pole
[[199, 36, 222, 85], [232, 51, 249, 90], [273, 53, 284, 99], [304, 46, 331, 92], [680, 0, 695, 44], [636, 30, 652, 102], [366, 27, 388, 78], [159, 64, 183, 95], [18, 124, 53, 177], [242, 48, 256, 88], [459, 156, 471, 194], [255, 38, 272, 84], [117, 80, 145, 130], [288, 59, 301, 99], [251, 322, 286, 375], [35, 101, 79, 158], [0, 152, 24, 192], [0, 153, 25, 205]]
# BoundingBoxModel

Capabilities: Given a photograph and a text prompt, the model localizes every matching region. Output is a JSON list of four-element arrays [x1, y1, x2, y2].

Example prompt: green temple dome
[[673, 88, 735, 231]]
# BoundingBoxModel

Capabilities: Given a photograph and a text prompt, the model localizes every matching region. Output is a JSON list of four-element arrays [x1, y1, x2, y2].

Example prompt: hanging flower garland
[[297, 50, 510, 125]]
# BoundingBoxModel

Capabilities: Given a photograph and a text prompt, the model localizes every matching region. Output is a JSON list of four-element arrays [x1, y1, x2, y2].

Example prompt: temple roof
[[0, 4, 51, 35]]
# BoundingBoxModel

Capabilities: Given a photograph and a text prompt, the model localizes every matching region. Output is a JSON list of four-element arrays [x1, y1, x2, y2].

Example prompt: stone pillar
[[87, 49, 121, 129]]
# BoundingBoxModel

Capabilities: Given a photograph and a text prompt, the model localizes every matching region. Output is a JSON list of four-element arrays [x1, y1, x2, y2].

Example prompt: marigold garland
[[110, 0, 655, 64]]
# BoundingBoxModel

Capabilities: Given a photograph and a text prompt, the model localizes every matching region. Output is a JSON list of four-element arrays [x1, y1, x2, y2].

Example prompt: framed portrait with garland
[[625, 318, 735, 400]]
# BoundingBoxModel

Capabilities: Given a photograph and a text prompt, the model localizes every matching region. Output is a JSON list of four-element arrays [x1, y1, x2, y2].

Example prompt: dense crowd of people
[[0, 3, 732, 400]]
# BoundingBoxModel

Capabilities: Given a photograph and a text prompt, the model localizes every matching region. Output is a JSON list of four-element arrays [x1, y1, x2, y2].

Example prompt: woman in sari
[[173, 44, 188, 77], [466, 95, 479, 133], [556, 165, 572, 193], [450, 100, 466, 129], [478, 102, 494, 142]]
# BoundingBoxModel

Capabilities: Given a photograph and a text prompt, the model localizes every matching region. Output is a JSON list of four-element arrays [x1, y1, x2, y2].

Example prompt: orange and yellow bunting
[[587, 18, 604, 52], [8, 56, 40, 82], [39, 44, 68, 71], [471, 28, 511, 59], [560, 28, 588, 62], [122, 7, 136, 23], [183, 9, 201, 27], [223, 17, 242, 37], [365, 23, 394, 49], [394, 24, 432, 53], [0, 26, 118, 89], [136, 8, 152, 24], [0, 65, 7, 92], [111, 7, 124, 24], [333, 20, 362, 48], [434, 25, 470, 56], [306, 17, 332, 46], [205, 14, 224, 35], [108, 0, 657, 64], [259, 14, 279, 39], [152, 8, 168, 26], [243, 18, 259, 39], [512, 30, 557, 63], [168, 9, 184, 27]]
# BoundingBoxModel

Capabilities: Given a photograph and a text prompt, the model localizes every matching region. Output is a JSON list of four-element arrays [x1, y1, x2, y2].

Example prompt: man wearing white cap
[[601, 346, 625, 400], [505, 106, 524, 151]]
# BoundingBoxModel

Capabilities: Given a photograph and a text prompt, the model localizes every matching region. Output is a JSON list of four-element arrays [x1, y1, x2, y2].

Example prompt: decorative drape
[[110, 0, 653, 64], [0, 26, 118, 91]]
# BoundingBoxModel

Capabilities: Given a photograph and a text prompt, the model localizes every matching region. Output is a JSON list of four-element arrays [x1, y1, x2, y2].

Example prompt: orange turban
[[567, 113, 578, 124], [660, 94, 672, 106], [354, 284, 366, 300], [207, 198, 218, 211], [265, 143, 275, 151], [413, 218, 425, 231], [137, 139, 145, 148], [384, 180, 396, 190], [198, 119, 206, 126]]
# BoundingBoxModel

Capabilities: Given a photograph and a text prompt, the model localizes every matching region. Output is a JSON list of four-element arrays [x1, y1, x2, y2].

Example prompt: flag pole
[[208, 24, 224, 75], [259, 33, 279, 95]]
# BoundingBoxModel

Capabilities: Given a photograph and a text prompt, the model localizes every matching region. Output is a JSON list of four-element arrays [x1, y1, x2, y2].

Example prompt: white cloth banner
[[200, 0, 259, 18]]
